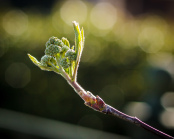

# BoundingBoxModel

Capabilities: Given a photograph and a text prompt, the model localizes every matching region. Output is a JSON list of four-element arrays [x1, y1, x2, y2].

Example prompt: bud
[[60, 57, 70, 69], [40, 55, 52, 66], [45, 44, 61, 56], [54, 39, 64, 47], [61, 45, 70, 53], [65, 49, 76, 61], [49, 36, 58, 44], [45, 40, 51, 48], [61, 37, 70, 48]]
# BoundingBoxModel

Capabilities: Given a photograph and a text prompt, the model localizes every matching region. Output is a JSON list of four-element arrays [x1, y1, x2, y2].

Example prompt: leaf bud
[[61, 45, 70, 53], [45, 40, 51, 48], [54, 39, 64, 47], [45, 44, 61, 56], [49, 36, 58, 44], [65, 49, 76, 61], [60, 57, 70, 69], [61, 37, 70, 48], [40, 55, 52, 66]]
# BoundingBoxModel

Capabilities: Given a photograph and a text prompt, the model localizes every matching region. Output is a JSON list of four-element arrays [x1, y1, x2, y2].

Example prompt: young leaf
[[72, 21, 84, 81], [28, 54, 41, 67], [28, 54, 54, 71], [61, 37, 70, 48], [81, 27, 85, 49], [72, 21, 82, 54]]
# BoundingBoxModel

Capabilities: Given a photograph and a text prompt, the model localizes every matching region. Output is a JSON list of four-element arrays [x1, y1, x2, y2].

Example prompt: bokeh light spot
[[60, 0, 87, 25], [2, 10, 28, 36], [160, 109, 174, 128], [161, 92, 174, 110], [147, 52, 173, 69], [90, 2, 117, 30], [5, 63, 31, 88], [124, 102, 151, 121], [138, 27, 164, 53]]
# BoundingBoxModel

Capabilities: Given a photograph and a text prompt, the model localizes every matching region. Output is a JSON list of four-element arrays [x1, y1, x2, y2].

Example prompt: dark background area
[[0, 0, 174, 139]]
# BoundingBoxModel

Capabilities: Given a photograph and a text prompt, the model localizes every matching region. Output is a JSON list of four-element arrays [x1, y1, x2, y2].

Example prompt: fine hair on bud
[[49, 36, 58, 44], [61, 45, 70, 53], [60, 57, 70, 69], [65, 49, 76, 61], [45, 44, 61, 56], [47, 36, 65, 47], [40, 55, 52, 66]]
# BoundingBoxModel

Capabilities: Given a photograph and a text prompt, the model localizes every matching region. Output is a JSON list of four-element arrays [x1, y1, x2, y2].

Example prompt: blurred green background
[[0, 0, 174, 139]]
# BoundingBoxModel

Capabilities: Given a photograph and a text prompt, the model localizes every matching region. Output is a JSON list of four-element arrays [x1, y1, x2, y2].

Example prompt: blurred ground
[[0, 0, 174, 139]]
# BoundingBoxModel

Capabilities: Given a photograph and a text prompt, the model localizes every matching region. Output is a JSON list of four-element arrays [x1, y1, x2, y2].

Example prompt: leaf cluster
[[28, 21, 84, 81]]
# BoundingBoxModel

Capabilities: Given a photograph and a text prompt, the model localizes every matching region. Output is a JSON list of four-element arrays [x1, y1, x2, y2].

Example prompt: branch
[[67, 80, 174, 139], [28, 21, 174, 139]]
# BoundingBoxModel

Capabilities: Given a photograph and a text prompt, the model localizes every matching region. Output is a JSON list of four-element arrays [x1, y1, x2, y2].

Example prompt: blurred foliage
[[0, 0, 174, 138]]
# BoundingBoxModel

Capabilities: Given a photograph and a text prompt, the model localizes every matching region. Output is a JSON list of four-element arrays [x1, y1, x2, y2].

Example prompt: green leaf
[[72, 21, 84, 61], [71, 61, 75, 75], [72, 21, 82, 54], [28, 53, 54, 71], [81, 27, 85, 49], [71, 21, 85, 81], [28, 54, 41, 67], [61, 37, 70, 48]]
